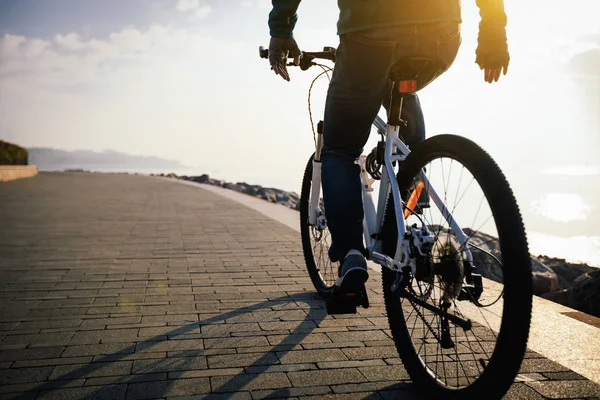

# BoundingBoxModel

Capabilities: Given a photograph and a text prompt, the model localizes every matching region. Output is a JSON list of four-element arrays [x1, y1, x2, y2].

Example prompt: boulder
[[194, 174, 211, 183], [541, 289, 570, 306], [223, 182, 242, 192], [542, 269, 600, 318], [178, 175, 301, 210], [536, 255, 595, 290], [236, 182, 256, 196], [530, 258, 560, 295], [463, 229, 559, 295]]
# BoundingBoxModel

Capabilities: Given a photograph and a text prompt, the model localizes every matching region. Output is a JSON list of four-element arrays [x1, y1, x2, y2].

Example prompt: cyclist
[[267, 0, 510, 297]]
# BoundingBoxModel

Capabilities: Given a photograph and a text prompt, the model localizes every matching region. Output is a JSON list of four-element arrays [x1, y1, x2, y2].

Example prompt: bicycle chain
[[406, 296, 442, 344]]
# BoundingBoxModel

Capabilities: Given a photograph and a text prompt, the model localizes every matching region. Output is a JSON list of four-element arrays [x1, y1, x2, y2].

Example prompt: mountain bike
[[260, 46, 532, 399]]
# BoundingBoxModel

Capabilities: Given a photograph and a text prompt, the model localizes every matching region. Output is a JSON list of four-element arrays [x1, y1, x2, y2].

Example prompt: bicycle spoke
[[307, 186, 335, 289], [394, 152, 514, 389], [384, 136, 530, 395]]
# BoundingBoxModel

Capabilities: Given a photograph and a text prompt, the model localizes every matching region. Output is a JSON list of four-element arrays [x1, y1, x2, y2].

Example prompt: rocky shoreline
[[157, 172, 599, 318], [174, 173, 301, 210]]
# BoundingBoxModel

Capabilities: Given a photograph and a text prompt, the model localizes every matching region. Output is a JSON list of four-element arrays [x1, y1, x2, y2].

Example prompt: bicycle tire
[[300, 154, 337, 295], [381, 134, 532, 399]]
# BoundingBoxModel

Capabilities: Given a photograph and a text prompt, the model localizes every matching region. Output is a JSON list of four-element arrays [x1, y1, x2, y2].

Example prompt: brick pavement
[[0, 172, 598, 400]]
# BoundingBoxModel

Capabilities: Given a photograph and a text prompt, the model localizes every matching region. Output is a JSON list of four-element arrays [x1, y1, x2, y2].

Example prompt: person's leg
[[321, 32, 397, 264], [320, 22, 460, 275]]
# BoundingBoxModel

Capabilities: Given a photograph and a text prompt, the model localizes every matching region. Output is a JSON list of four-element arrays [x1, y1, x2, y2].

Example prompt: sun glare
[[528, 231, 600, 267], [532, 193, 595, 222], [543, 166, 600, 176]]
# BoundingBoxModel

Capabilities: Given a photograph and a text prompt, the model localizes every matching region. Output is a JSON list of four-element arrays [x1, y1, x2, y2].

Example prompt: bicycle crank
[[397, 288, 472, 331]]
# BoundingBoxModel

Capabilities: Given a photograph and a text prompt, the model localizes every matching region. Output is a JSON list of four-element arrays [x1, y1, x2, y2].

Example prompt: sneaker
[[335, 250, 369, 295]]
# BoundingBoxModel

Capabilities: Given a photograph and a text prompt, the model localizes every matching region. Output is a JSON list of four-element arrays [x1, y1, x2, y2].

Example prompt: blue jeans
[[321, 22, 461, 262]]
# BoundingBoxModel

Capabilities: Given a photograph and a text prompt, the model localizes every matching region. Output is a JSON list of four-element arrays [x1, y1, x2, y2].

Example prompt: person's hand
[[475, 22, 510, 83], [269, 37, 301, 82]]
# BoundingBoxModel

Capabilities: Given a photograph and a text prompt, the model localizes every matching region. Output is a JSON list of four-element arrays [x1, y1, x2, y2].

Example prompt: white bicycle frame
[[308, 114, 474, 274]]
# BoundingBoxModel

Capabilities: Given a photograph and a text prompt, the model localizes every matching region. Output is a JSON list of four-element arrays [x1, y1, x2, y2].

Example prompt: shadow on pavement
[[15, 293, 328, 399]]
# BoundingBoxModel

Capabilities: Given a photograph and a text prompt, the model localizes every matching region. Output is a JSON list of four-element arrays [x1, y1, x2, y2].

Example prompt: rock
[[236, 182, 256, 196], [178, 174, 301, 210], [223, 182, 242, 192], [542, 289, 570, 306], [468, 247, 559, 296], [536, 255, 595, 290], [531, 270, 560, 295], [257, 189, 277, 203], [462, 228, 560, 295], [192, 174, 211, 183], [530, 258, 560, 295], [542, 269, 600, 318]]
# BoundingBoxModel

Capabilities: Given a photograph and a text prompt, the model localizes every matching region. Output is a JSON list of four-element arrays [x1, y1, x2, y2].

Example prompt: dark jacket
[[269, 0, 507, 39], [269, 0, 461, 38]]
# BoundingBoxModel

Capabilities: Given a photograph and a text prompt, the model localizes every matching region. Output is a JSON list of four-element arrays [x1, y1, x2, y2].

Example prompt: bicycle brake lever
[[300, 62, 316, 71]]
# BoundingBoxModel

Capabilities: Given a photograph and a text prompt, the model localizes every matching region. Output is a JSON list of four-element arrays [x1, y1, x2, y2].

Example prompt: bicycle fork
[[308, 124, 324, 227]]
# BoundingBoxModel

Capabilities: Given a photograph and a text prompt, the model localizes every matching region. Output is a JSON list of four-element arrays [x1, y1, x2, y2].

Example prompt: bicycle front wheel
[[300, 154, 337, 295], [381, 134, 532, 399]]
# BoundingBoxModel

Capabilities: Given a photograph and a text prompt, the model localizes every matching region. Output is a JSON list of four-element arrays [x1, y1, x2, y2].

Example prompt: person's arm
[[476, 0, 508, 42], [269, 0, 302, 39], [475, 0, 509, 83]]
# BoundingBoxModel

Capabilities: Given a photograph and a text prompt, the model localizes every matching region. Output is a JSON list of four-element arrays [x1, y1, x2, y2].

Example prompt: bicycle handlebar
[[258, 46, 336, 70]]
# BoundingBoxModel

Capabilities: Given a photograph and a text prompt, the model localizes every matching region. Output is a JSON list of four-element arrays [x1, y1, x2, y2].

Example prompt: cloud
[[567, 31, 600, 78], [176, 0, 199, 12], [256, 0, 271, 9], [0, 23, 261, 169], [543, 166, 600, 176], [175, 0, 211, 19], [236, 0, 271, 9], [55, 32, 86, 50], [571, 48, 600, 78], [194, 5, 211, 19], [0, 24, 241, 90]]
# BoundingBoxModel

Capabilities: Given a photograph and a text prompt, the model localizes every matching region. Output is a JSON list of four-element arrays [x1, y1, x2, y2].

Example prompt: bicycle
[[260, 45, 532, 399]]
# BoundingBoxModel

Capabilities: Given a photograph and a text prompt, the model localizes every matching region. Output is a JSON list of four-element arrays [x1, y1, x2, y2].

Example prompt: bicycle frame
[[308, 114, 474, 275]]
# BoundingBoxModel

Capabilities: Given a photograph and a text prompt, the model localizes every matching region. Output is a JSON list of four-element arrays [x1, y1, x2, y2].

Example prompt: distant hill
[[29, 148, 186, 171]]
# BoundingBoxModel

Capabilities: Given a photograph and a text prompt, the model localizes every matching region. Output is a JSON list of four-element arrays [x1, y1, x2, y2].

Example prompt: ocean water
[[528, 232, 600, 267]]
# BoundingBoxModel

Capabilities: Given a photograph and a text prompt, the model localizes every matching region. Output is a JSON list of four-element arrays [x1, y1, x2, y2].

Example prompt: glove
[[269, 37, 302, 82], [475, 21, 510, 83]]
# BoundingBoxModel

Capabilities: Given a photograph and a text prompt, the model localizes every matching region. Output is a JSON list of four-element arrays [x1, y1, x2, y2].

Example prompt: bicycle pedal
[[326, 296, 357, 315], [326, 287, 369, 315]]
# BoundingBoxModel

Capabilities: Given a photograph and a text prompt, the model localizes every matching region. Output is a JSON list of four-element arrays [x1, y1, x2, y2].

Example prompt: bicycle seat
[[389, 57, 437, 92]]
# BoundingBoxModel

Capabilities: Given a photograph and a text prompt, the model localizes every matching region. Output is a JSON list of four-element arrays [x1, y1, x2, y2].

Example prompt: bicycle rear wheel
[[300, 154, 337, 295], [381, 134, 532, 399]]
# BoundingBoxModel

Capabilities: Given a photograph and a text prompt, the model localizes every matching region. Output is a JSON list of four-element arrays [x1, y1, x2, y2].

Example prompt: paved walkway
[[0, 173, 599, 400]]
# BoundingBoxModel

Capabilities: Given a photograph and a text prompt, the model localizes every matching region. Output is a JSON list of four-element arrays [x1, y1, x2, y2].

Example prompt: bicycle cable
[[307, 63, 334, 147]]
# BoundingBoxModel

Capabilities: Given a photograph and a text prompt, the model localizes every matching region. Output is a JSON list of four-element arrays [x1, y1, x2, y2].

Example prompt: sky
[[1, 0, 599, 264]]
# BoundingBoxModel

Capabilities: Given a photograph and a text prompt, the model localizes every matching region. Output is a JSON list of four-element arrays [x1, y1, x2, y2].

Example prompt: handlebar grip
[[258, 45, 336, 64], [259, 46, 269, 59]]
